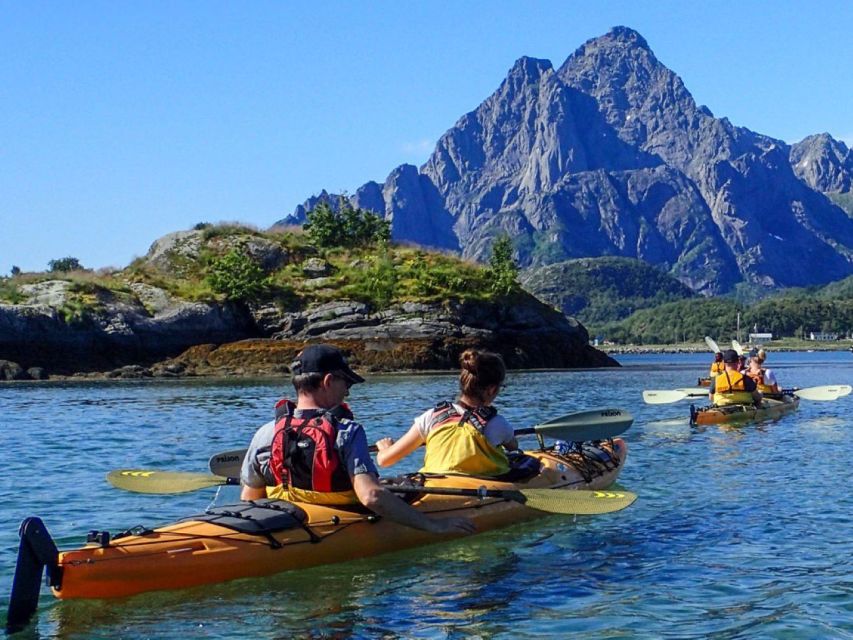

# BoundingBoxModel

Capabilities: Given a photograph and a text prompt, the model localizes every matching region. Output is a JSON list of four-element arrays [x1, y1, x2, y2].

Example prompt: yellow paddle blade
[[704, 336, 720, 353], [516, 488, 637, 515], [107, 470, 229, 494]]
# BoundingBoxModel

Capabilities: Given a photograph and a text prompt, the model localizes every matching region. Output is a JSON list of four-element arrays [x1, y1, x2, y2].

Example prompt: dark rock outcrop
[[280, 27, 853, 294], [155, 297, 617, 377], [0, 286, 257, 374]]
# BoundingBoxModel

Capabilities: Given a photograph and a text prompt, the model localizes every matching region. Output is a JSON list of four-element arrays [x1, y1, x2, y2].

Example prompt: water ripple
[[0, 353, 851, 638]]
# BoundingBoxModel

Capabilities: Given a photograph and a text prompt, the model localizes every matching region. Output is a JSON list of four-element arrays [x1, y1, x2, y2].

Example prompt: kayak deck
[[689, 395, 800, 426], [41, 441, 627, 601]]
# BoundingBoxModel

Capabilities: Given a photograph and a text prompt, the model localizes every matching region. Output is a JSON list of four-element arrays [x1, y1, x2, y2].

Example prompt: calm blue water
[[1, 352, 851, 639]]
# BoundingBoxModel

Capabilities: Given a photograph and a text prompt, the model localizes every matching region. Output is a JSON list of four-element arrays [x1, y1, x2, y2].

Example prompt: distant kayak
[[690, 396, 800, 426]]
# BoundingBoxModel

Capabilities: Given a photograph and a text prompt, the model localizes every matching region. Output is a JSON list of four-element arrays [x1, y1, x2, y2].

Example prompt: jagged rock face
[[282, 26, 853, 294], [558, 28, 853, 288], [790, 134, 853, 194]]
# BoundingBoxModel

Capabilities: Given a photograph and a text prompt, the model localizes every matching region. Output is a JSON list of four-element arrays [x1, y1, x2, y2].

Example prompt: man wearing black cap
[[240, 344, 476, 535], [708, 349, 762, 407]]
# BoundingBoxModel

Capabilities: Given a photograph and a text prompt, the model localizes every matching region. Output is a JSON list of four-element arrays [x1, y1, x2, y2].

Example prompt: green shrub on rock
[[305, 202, 391, 249], [48, 257, 84, 272], [487, 236, 520, 296], [206, 248, 269, 302]]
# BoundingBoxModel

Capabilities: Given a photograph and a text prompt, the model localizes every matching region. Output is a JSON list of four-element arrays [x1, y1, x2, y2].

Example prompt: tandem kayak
[[8, 441, 628, 628], [689, 395, 800, 425]]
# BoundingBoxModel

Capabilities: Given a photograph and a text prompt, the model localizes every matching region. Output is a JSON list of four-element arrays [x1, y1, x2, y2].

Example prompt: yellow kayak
[[690, 395, 800, 425]]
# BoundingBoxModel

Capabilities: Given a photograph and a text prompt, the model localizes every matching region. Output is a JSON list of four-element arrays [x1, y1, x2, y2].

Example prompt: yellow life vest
[[266, 484, 359, 505], [713, 370, 755, 406], [709, 360, 725, 376], [420, 403, 510, 477]]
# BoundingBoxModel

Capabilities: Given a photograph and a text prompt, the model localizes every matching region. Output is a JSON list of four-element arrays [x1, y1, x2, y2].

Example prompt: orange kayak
[[9, 441, 627, 616]]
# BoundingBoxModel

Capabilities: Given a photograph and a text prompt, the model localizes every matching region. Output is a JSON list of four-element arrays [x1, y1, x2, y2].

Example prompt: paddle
[[105, 469, 636, 515], [704, 336, 720, 353], [208, 408, 635, 478], [788, 384, 851, 401], [643, 389, 704, 404], [675, 387, 710, 396], [731, 340, 744, 356], [643, 384, 852, 404], [107, 470, 241, 494]]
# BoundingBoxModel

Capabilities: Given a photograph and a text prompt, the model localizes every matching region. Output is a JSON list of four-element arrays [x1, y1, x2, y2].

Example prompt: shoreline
[[1, 347, 850, 384], [599, 342, 853, 354]]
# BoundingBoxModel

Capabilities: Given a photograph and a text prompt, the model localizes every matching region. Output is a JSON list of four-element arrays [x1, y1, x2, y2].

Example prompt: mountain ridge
[[277, 27, 853, 294]]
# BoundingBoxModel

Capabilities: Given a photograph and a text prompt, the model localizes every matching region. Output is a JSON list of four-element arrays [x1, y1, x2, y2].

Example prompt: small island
[[0, 205, 616, 380]]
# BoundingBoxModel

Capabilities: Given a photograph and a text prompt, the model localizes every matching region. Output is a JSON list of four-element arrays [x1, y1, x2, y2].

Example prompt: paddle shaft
[[643, 384, 851, 405], [105, 469, 636, 514]]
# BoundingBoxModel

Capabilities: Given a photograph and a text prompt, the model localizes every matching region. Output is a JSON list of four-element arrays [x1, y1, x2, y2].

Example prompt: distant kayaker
[[709, 352, 725, 378], [745, 349, 780, 394], [240, 344, 476, 535], [375, 349, 520, 476], [708, 349, 762, 407]]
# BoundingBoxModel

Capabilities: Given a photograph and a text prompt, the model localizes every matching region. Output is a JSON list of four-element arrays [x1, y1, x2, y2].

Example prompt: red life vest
[[269, 400, 353, 494]]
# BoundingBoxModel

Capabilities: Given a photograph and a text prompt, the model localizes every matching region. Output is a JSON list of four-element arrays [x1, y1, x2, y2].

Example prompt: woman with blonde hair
[[746, 348, 781, 394], [375, 349, 518, 477]]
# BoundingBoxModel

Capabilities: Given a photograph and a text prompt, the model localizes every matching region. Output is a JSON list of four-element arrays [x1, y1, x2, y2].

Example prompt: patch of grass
[[7, 227, 509, 313], [828, 191, 853, 217], [200, 222, 264, 241], [0, 279, 25, 304]]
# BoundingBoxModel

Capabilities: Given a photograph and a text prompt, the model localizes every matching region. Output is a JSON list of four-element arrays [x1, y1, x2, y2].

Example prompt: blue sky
[[1, 1, 851, 272]]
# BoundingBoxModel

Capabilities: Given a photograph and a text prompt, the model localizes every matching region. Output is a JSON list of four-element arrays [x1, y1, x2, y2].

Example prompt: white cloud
[[401, 139, 435, 154]]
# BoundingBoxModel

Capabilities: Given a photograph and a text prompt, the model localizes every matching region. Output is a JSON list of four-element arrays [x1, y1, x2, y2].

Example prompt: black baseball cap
[[291, 344, 365, 385], [722, 349, 739, 363]]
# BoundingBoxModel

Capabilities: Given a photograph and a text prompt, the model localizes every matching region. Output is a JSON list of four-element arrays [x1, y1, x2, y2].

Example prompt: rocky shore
[[0, 295, 617, 381]]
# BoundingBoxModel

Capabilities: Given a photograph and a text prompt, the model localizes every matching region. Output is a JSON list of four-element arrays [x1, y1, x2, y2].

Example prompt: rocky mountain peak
[[506, 56, 553, 81], [281, 28, 853, 294], [573, 26, 650, 56], [790, 133, 853, 193]]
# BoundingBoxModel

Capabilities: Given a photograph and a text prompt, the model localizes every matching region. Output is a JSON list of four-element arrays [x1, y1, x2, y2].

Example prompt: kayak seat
[[182, 499, 308, 536], [412, 453, 543, 484], [493, 452, 542, 483]]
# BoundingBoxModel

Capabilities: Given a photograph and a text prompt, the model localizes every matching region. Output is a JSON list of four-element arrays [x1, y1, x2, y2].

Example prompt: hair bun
[[460, 349, 479, 374]]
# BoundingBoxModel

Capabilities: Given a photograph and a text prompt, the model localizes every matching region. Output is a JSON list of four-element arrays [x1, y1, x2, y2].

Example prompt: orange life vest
[[746, 368, 777, 394], [713, 370, 755, 406]]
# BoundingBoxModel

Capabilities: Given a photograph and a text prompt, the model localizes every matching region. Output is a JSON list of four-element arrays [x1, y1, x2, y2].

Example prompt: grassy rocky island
[[0, 205, 616, 380]]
